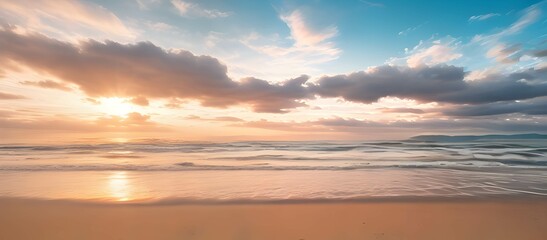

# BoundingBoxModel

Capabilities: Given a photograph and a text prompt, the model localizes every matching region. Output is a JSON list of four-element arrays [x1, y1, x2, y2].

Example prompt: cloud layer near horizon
[[1, 27, 546, 117]]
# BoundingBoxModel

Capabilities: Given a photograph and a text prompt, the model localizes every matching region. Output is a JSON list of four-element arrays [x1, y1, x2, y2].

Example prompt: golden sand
[[1, 198, 546, 240]]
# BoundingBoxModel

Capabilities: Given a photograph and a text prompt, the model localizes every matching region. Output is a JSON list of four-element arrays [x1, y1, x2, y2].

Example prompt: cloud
[[171, 0, 231, 18], [85, 98, 101, 105], [464, 3, 545, 73], [311, 64, 547, 105], [136, 0, 161, 10], [129, 96, 149, 106], [0, 92, 26, 100], [486, 44, 522, 63], [444, 97, 547, 116], [406, 42, 462, 67], [240, 10, 340, 78], [379, 108, 426, 114], [20, 80, 72, 91], [186, 115, 244, 122], [0, 29, 313, 113], [280, 10, 338, 47], [359, 1, 385, 8], [237, 116, 547, 134], [171, 0, 192, 14], [469, 13, 500, 22], [213, 116, 245, 122], [0, 0, 134, 40], [533, 49, 547, 57], [145, 22, 175, 31], [472, 4, 541, 44], [387, 37, 462, 67], [0, 112, 166, 132], [398, 22, 426, 36], [247, 10, 340, 61], [233, 119, 330, 132], [96, 112, 155, 127], [164, 98, 186, 109], [501, 5, 541, 36]]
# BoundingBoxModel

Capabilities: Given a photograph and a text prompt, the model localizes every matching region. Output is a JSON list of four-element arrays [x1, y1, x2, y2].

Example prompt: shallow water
[[0, 140, 546, 202]]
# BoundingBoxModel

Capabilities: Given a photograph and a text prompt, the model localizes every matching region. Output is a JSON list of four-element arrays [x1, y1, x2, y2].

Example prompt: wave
[[2, 140, 546, 152], [1, 159, 546, 171], [1, 140, 546, 172]]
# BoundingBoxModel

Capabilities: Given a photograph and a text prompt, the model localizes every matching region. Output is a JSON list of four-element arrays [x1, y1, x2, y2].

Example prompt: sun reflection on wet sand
[[108, 171, 131, 201]]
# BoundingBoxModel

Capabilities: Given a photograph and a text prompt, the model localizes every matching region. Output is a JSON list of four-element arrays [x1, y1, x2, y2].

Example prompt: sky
[[0, 0, 546, 142]]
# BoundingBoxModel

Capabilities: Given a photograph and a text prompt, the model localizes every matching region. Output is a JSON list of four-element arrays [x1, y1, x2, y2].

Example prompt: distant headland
[[410, 133, 547, 142]]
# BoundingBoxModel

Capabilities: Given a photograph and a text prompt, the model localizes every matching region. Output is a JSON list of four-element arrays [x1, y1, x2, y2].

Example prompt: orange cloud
[[21, 80, 72, 91], [0, 0, 134, 39], [0, 111, 167, 132], [0, 91, 26, 100], [129, 96, 149, 106]]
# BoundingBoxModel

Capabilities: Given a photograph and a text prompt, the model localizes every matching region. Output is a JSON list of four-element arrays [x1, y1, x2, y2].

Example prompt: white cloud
[[472, 5, 540, 44], [468, 13, 500, 22], [401, 38, 462, 68], [465, 4, 544, 72], [238, 10, 341, 79], [146, 21, 175, 31], [280, 10, 338, 47], [205, 31, 224, 48], [398, 22, 426, 36], [465, 67, 501, 81], [171, 0, 231, 18], [246, 10, 340, 64], [136, 0, 161, 10], [171, 0, 192, 14], [359, 1, 385, 8]]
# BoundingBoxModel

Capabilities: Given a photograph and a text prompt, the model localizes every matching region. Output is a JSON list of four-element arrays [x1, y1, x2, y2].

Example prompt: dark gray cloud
[[533, 49, 547, 57], [444, 97, 547, 116], [379, 108, 426, 114], [238, 117, 547, 134], [311, 65, 547, 105], [0, 29, 312, 113]]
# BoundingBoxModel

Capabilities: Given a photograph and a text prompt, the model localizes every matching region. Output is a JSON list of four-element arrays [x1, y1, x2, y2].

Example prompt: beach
[[1, 141, 546, 239], [1, 198, 546, 240]]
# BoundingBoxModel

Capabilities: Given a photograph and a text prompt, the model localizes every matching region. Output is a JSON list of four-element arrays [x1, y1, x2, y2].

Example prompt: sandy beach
[[1, 198, 546, 240]]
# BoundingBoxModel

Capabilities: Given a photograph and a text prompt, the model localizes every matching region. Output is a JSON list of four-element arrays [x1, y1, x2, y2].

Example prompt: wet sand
[[0, 198, 546, 240]]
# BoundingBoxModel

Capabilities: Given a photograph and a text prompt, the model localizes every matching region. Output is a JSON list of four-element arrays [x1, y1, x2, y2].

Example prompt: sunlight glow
[[100, 97, 134, 116], [108, 171, 131, 201]]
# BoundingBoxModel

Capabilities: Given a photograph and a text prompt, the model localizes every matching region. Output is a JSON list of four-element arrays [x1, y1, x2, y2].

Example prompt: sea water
[[0, 140, 546, 202]]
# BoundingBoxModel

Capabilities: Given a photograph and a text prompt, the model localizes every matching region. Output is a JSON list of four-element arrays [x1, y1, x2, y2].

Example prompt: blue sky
[[0, 0, 546, 141], [83, 0, 546, 79]]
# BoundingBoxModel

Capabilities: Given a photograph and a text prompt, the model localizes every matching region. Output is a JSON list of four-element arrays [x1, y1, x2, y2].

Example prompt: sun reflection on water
[[108, 171, 131, 201]]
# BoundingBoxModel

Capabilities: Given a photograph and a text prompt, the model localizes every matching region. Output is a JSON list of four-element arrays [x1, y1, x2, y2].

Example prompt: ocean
[[0, 140, 546, 202]]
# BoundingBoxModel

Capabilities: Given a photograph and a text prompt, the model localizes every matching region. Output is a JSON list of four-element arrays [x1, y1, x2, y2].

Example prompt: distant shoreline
[[410, 133, 547, 142]]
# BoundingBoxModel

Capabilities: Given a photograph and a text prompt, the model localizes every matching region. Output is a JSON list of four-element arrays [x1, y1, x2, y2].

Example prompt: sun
[[99, 97, 134, 116]]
